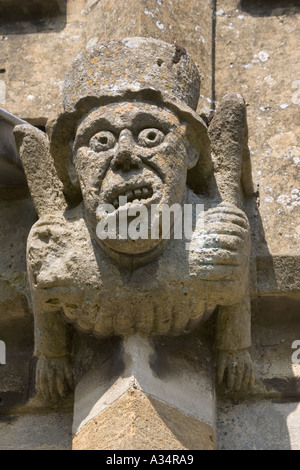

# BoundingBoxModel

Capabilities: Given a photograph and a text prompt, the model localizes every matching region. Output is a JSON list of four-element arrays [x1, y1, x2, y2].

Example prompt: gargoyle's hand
[[197, 202, 250, 281], [36, 355, 73, 402], [14, 124, 67, 218], [217, 349, 254, 391]]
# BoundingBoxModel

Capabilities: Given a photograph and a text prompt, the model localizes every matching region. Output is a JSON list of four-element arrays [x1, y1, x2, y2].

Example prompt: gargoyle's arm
[[208, 93, 254, 390], [208, 92, 253, 208], [13, 124, 67, 217], [14, 124, 72, 400]]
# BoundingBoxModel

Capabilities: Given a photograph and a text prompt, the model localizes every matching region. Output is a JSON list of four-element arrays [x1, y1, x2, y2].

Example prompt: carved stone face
[[73, 101, 195, 256]]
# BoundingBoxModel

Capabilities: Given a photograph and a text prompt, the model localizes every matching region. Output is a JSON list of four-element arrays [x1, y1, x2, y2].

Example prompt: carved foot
[[36, 355, 73, 402], [217, 349, 254, 391]]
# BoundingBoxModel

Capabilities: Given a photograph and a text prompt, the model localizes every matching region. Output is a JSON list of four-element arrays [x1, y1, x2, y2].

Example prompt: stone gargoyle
[[14, 37, 254, 401]]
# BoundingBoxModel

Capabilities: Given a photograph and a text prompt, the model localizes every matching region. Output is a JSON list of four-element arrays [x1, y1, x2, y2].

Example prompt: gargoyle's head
[[49, 38, 212, 260]]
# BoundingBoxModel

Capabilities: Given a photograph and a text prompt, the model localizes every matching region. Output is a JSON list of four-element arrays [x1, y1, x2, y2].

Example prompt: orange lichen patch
[[72, 95, 76, 101], [105, 52, 110, 56], [87, 80, 93, 85], [91, 57, 99, 65]]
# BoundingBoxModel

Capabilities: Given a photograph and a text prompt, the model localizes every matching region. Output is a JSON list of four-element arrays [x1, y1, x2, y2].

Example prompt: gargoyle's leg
[[33, 298, 73, 402], [215, 294, 254, 391]]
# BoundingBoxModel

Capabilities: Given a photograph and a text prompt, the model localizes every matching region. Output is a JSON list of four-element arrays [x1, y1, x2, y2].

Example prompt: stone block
[[72, 333, 216, 450]]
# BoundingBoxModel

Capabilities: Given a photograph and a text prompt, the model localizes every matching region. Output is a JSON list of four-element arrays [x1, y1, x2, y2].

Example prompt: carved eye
[[137, 128, 165, 148], [90, 131, 116, 152]]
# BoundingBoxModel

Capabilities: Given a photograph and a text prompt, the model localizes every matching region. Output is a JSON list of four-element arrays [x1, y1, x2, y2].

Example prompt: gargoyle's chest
[[62, 249, 212, 337], [28, 216, 215, 336]]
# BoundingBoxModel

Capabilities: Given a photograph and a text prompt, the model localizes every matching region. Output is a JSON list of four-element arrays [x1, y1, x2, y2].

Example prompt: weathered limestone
[[72, 334, 216, 450], [0, 0, 66, 22], [218, 400, 300, 450], [0, 0, 87, 121], [11, 37, 254, 448], [0, 109, 27, 187], [214, 0, 300, 296], [0, 0, 213, 122], [0, 0, 299, 452], [85, 0, 212, 111], [0, 412, 72, 450]]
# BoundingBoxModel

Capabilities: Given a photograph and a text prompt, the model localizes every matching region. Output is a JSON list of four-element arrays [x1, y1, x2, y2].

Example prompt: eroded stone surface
[[215, 0, 300, 293], [0, 0, 299, 452], [218, 400, 300, 450], [73, 388, 215, 450], [73, 334, 215, 430], [0, 412, 72, 450], [14, 39, 254, 403]]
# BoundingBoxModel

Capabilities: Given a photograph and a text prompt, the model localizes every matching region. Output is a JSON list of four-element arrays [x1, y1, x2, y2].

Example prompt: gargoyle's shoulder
[[27, 206, 100, 289]]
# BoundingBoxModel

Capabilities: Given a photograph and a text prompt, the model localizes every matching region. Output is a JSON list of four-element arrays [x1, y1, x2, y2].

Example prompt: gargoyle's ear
[[185, 124, 202, 169], [66, 144, 79, 187], [185, 120, 213, 195]]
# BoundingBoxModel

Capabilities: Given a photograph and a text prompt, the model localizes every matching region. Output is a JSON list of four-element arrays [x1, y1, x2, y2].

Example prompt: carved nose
[[111, 131, 141, 172]]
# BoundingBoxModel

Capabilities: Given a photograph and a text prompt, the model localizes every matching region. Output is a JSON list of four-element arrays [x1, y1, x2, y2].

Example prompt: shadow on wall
[[239, 0, 300, 17], [216, 192, 300, 449], [217, 399, 300, 450], [0, 0, 67, 34], [214, 0, 300, 449]]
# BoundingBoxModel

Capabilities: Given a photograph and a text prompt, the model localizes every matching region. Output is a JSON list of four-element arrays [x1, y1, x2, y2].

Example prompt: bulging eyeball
[[137, 128, 165, 148], [90, 131, 116, 152]]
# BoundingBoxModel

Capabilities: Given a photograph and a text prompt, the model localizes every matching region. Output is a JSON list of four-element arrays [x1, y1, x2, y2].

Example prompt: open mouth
[[111, 185, 154, 209]]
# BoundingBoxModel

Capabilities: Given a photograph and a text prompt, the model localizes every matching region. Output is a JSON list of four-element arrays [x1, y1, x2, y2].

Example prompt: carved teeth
[[142, 187, 149, 198], [111, 186, 153, 209], [133, 188, 142, 199], [126, 190, 134, 202]]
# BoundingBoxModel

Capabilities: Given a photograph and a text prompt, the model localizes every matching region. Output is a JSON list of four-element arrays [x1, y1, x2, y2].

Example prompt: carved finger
[[202, 235, 245, 253], [234, 361, 245, 391], [39, 369, 51, 402], [249, 364, 255, 388], [227, 361, 237, 390], [206, 203, 249, 221], [201, 225, 249, 241], [217, 353, 226, 385], [13, 124, 67, 218], [197, 264, 243, 281], [47, 366, 59, 402], [241, 361, 252, 391], [36, 362, 43, 396], [204, 215, 250, 232], [64, 362, 74, 391], [36, 358, 49, 401], [199, 249, 244, 266], [56, 371, 67, 398]]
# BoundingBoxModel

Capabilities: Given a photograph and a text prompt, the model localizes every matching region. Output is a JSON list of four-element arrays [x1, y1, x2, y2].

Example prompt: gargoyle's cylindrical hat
[[50, 37, 210, 203]]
